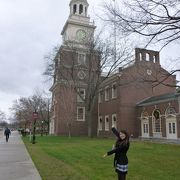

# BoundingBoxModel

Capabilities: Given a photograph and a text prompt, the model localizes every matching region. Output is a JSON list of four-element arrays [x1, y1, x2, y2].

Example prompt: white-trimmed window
[[77, 107, 85, 121], [78, 53, 86, 65], [112, 83, 117, 99], [105, 86, 109, 101], [98, 116, 103, 131], [77, 88, 85, 102], [105, 115, 109, 131], [112, 114, 117, 128], [98, 90, 103, 103], [143, 124, 149, 133]]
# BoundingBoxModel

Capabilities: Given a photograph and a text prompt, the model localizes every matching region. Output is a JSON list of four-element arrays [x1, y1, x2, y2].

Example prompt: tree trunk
[[87, 110, 93, 137]]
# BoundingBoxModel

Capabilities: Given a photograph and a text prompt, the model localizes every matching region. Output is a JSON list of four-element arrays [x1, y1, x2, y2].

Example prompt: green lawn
[[23, 136, 180, 180]]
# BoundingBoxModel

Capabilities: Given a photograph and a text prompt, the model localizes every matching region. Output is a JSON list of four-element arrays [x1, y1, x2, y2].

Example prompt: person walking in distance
[[104, 128, 130, 180], [4, 127, 11, 142]]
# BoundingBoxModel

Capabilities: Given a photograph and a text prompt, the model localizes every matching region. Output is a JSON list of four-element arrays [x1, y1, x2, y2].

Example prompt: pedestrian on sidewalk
[[4, 127, 11, 142], [103, 128, 130, 180]]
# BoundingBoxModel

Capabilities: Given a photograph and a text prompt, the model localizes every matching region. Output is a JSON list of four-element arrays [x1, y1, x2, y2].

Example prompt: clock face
[[76, 29, 86, 41], [78, 70, 86, 79], [147, 69, 152, 75]]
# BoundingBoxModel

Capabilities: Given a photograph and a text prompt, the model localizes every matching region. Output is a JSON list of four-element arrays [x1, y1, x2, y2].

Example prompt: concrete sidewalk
[[0, 131, 42, 180]]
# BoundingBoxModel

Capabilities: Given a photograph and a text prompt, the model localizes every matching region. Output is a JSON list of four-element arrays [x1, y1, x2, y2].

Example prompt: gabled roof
[[137, 92, 180, 106]]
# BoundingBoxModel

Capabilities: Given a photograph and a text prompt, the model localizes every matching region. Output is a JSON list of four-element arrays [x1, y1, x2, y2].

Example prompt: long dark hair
[[115, 130, 129, 147]]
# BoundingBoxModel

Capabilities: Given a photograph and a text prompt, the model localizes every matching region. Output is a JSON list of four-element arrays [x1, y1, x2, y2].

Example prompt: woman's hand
[[103, 154, 107, 158]]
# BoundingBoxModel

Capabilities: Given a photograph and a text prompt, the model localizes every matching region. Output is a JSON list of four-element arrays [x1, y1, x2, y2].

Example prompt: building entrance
[[141, 119, 149, 138], [166, 117, 177, 139]]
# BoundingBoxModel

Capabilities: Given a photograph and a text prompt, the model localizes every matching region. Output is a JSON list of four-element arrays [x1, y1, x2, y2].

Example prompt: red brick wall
[[98, 52, 176, 138]]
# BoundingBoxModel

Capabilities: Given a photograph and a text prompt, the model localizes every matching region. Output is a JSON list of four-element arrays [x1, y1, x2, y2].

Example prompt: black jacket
[[4, 128, 11, 135], [107, 142, 129, 166]]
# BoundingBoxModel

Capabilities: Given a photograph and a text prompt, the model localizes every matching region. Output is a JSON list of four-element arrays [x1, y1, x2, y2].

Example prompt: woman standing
[[104, 129, 130, 180]]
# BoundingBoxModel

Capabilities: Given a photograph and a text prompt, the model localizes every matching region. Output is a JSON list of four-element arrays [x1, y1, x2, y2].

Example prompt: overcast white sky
[[0, 0, 105, 119], [0, 0, 179, 120]]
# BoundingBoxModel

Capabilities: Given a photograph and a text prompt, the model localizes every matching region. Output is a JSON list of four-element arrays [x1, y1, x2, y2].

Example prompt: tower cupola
[[69, 0, 89, 17], [61, 0, 95, 47]]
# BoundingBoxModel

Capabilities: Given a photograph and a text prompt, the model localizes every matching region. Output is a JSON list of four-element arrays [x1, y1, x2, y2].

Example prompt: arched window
[[153, 109, 161, 133], [73, 4, 77, 14], [79, 4, 83, 14]]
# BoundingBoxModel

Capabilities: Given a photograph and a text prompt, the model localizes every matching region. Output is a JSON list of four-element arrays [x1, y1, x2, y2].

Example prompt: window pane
[[169, 123, 172, 134], [146, 124, 149, 133], [154, 119, 161, 133], [143, 124, 146, 133], [105, 116, 109, 131], [105, 87, 109, 101], [77, 107, 85, 121], [144, 123, 148, 133], [112, 84, 117, 98], [112, 114, 117, 128], [78, 54, 86, 65], [172, 123, 176, 134], [77, 89, 85, 102], [99, 117, 103, 130]]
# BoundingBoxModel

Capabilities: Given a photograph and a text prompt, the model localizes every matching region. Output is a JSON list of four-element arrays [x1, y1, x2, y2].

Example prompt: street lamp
[[32, 111, 38, 144]]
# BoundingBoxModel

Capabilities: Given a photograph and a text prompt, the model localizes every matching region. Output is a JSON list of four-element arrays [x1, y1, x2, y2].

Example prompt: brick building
[[137, 93, 180, 139], [98, 48, 180, 140], [49, 0, 180, 140]]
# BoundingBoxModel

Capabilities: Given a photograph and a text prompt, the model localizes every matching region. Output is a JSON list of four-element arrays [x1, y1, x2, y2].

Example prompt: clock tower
[[61, 0, 96, 47], [50, 0, 99, 136]]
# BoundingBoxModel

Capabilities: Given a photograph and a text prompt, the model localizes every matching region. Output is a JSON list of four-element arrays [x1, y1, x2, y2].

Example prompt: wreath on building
[[153, 110, 159, 119]]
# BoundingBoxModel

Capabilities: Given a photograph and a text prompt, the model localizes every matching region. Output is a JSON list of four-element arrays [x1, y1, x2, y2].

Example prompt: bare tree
[[10, 91, 51, 135], [43, 45, 60, 82], [0, 110, 6, 122], [103, 0, 180, 88], [103, 0, 180, 48]]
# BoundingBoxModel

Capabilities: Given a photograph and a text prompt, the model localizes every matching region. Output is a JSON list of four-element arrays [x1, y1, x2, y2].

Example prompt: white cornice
[[61, 19, 96, 35]]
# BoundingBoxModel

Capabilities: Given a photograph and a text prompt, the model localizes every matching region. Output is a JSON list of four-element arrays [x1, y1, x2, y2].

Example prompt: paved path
[[0, 131, 41, 180]]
